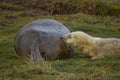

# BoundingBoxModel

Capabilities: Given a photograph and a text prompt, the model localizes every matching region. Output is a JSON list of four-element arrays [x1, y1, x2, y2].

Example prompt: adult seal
[[14, 19, 72, 61]]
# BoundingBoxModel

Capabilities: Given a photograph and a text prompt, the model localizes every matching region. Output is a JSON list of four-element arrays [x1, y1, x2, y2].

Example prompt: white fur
[[63, 31, 120, 59]]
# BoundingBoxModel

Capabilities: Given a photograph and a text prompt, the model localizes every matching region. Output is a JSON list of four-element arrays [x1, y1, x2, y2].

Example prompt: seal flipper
[[30, 42, 45, 61]]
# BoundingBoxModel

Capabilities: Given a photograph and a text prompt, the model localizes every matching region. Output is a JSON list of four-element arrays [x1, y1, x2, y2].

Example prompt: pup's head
[[62, 33, 73, 43], [62, 31, 92, 47], [62, 31, 80, 46]]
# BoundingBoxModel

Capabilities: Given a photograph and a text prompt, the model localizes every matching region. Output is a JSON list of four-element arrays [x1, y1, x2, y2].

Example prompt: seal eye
[[68, 35, 72, 38]]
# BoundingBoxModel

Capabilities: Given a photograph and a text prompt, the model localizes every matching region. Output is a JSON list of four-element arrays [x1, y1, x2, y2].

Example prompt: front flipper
[[91, 55, 104, 59], [30, 42, 45, 61], [91, 56, 101, 59]]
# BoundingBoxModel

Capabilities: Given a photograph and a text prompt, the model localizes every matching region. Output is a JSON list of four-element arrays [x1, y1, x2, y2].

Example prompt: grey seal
[[14, 19, 72, 61]]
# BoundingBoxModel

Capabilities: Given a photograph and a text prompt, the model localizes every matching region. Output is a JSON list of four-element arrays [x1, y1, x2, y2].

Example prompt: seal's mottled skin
[[14, 19, 72, 61]]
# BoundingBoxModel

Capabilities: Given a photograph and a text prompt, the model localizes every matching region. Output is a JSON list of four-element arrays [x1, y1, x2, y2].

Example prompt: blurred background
[[0, 0, 120, 16]]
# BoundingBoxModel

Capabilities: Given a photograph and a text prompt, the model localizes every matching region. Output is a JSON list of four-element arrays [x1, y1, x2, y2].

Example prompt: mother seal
[[14, 19, 72, 61]]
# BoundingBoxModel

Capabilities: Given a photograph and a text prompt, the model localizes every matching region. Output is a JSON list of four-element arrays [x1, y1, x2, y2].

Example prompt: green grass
[[0, 8, 120, 80]]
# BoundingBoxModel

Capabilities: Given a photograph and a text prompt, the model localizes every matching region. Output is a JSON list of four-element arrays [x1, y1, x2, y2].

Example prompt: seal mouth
[[61, 35, 68, 45], [60, 37, 67, 46]]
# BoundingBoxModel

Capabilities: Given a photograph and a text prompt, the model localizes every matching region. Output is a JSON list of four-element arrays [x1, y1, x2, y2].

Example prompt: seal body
[[63, 31, 120, 59], [14, 19, 72, 61]]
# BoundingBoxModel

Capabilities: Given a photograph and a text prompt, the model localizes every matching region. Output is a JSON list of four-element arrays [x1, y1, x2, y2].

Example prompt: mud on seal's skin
[[14, 19, 72, 61]]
